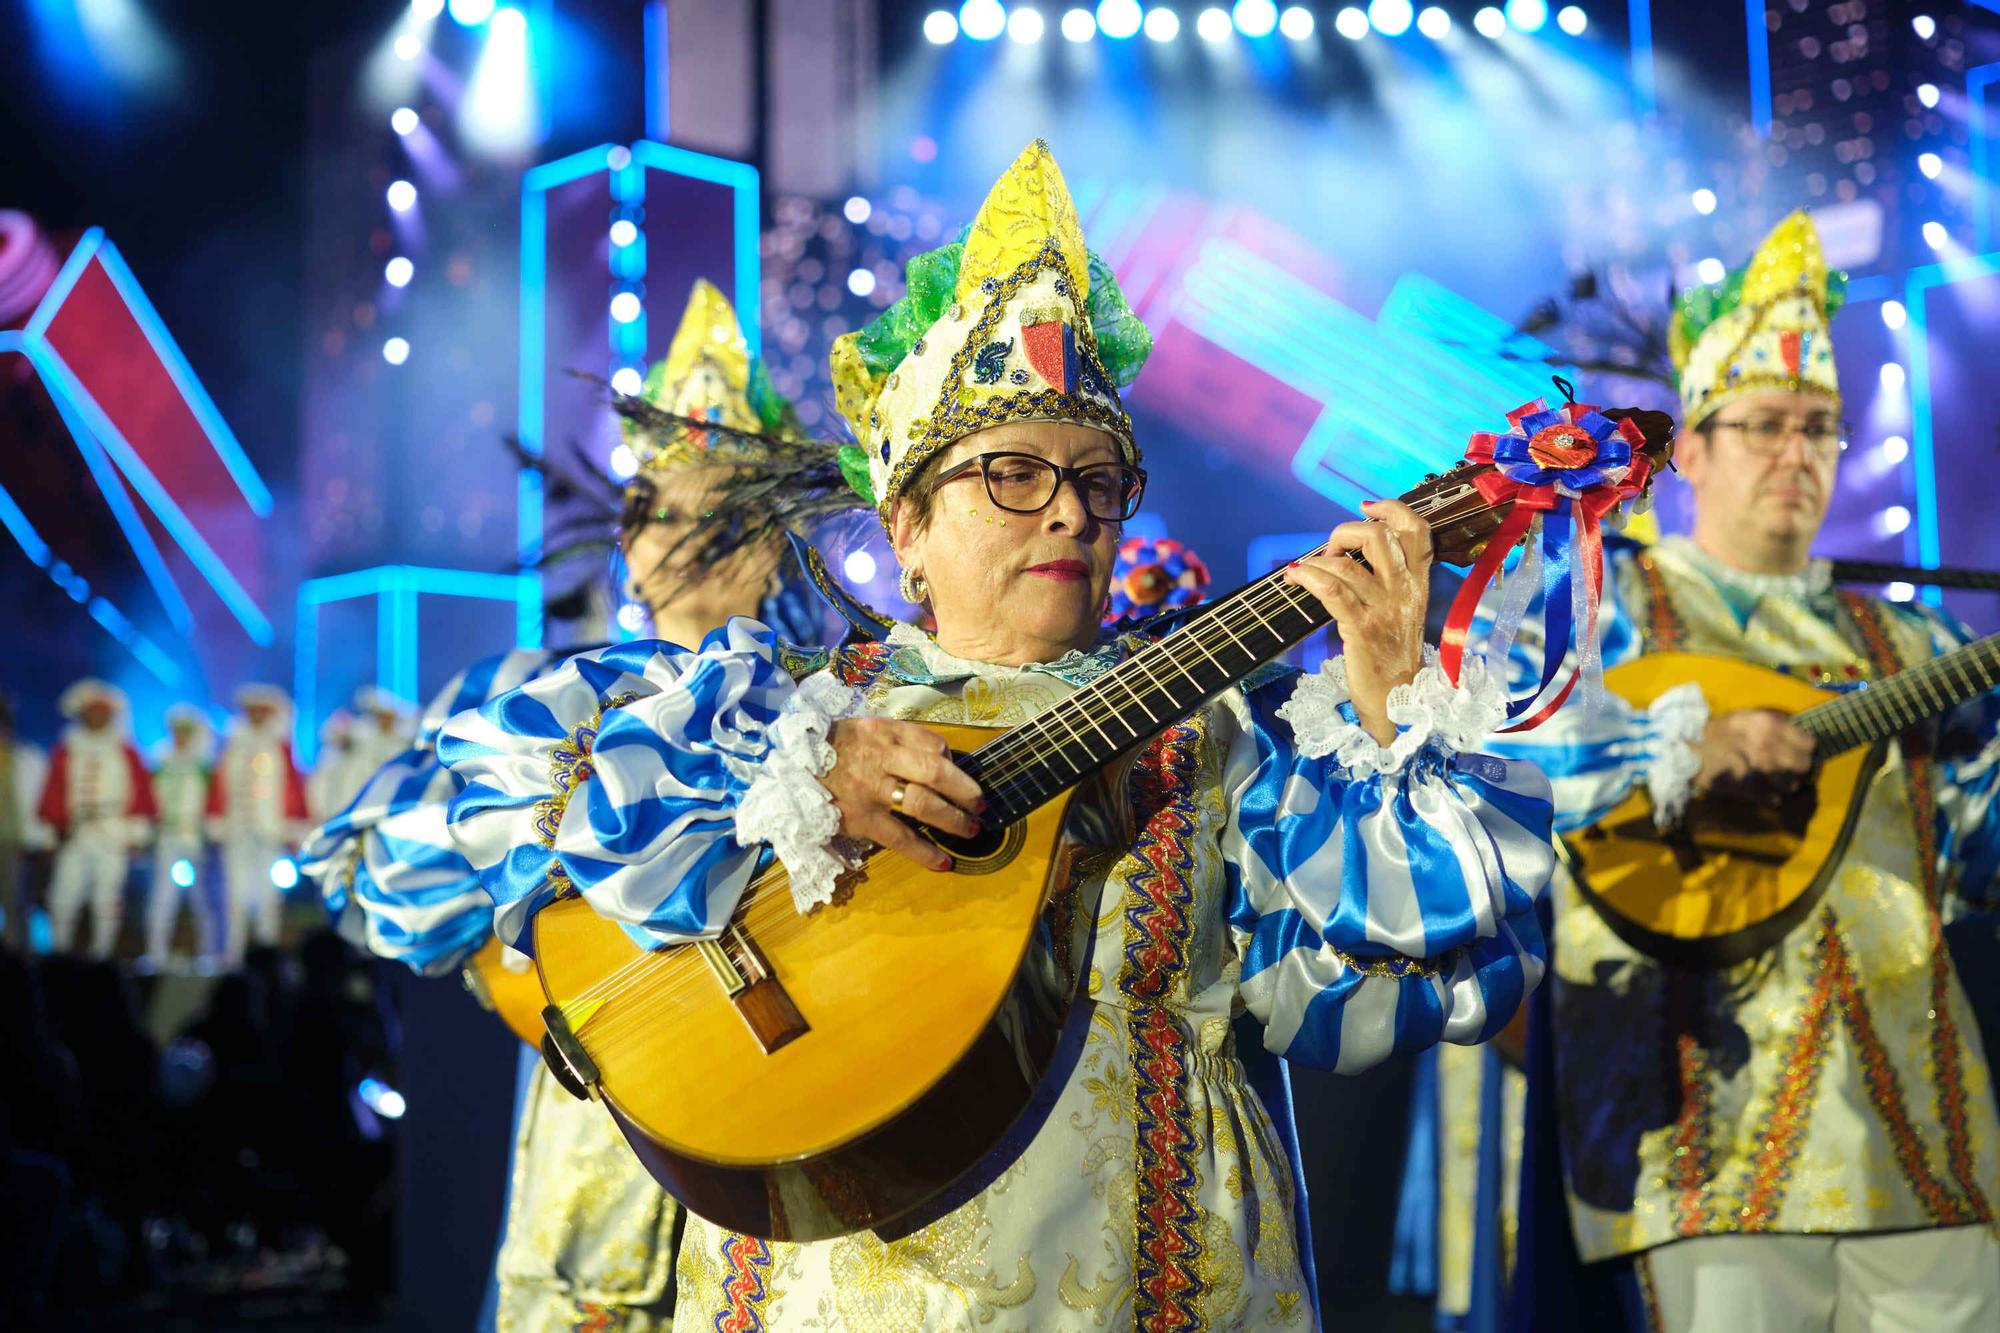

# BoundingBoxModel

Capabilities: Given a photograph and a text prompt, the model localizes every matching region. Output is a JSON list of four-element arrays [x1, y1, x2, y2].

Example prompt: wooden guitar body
[[1564, 652, 1883, 968], [530, 722, 1118, 1242], [461, 937, 550, 1047]]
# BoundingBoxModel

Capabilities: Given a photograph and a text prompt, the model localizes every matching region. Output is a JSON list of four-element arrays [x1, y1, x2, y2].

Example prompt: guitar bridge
[[703, 924, 810, 1055]]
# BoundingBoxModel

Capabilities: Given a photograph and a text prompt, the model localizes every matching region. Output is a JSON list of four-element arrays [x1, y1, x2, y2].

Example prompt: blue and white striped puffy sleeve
[[1473, 544, 1706, 831], [1905, 602, 2000, 910], [300, 647, 581, 975], [1222, 652, 1555, 1073], [439, 619, 861, 953]]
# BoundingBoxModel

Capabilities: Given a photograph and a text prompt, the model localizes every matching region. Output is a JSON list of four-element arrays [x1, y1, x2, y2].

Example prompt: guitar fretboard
[[1797, 631, 2000, 757]]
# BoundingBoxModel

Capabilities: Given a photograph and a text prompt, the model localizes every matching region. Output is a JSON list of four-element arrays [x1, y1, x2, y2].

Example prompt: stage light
[[1917, 152, 1943, 179], [1062, 7, 1097, 39], [610, 291, 643, 323], [1880, 362, 1906, 391], [1098, 0, 1143, 38], [1368, 1, 1412, 36], [1881, 435, 1909, 465], [1556, 5, 1585, 34], [387, 179, 417, 211], [1922, 220, 1948, 250], [382, 337, 410, 365], [1695, 257, 1725, 284], [270, 857, 301, 890], [1918, 83, 1940, 109], [616, 601, 648, 632], [391, 106, 419, 135], [449, 0, 495, 26], [1881, 505, 1911, 535], [1233, 0, 1277, 37], [924, 9, 960, 42], [1692, 188, 1717, 214], [1416, 6, 1449, 39], [610, 219, 638, 247], [1473, 6, 1506, 37], [844, 550, 878, 583], [394, 33, 422, 61], [1912, 15, 1935, 41], [358, 1077, 407, 1119], [1007, 6, 1045, 42], [412, 0, 446, 18], [1144, 7, 1181, 40], [1279, 6, 1313, 38], [1887, 581, 1916, 602], [171, 858, 195, 888], [1197, 7, 1233, 40], [960, 0, 1007, 40], [609, 444, 638, 481], [1505, 0, 1547, 33], [385, 256, 414, 287], [609, 369, 642, 397], [848, 268, 877, 297], [1335, 8, 1369, 40], [1881, 299, 1907, 330]]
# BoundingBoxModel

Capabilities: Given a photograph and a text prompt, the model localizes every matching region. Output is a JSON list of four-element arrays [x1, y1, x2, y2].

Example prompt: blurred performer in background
[[1486, 213, 2000, 1329], [307, 708, 356, 824], [207, 684, 308, 965], [0, 694, 51, 950], [303, 278, 823, 1332], [40, 679, 154, 958], [144, 703, 216, 966]]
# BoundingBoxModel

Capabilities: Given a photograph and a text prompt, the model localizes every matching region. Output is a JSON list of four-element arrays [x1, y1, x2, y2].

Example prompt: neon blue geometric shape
[[1972, 63, 1998, 255], [1904, 250, 2000, 606], [1175, 239, 1564, 517], [1627, 0, 1656, 118], [6, 228, 275, 645], [1745, 0, 1772, 138], [293, 565, 540, 763]]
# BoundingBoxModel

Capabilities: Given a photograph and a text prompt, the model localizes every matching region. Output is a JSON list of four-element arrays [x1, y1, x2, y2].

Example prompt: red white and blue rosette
[[1439, 399, 1654, 731], [1106, 536, 1210, 625]]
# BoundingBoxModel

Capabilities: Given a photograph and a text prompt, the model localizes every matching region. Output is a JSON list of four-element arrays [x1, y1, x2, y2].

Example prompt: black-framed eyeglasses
[[930, 451, 1147, 523], [1705, 416, 1851, 459]]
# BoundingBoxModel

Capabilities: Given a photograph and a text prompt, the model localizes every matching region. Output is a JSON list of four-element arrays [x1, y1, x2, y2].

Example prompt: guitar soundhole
[[921, 818, 1025, 876]]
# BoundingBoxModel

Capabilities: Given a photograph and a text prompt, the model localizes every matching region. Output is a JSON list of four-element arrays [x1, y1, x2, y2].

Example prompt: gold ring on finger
[[890, 782, 907, 812]]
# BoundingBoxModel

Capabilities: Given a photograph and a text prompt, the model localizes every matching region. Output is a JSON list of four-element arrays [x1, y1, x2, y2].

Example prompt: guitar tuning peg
[[1422, 472, 1439, 483]]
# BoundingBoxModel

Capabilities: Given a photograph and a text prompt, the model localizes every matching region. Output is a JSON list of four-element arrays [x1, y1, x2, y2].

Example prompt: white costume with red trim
[[207, 691, 308, 964], [40, 682, 155, 958], [146, 707, 215, 963]]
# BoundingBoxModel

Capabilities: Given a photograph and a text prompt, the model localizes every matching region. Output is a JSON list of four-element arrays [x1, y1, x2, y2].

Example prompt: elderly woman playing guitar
[[439, 143, 1557, 1329]]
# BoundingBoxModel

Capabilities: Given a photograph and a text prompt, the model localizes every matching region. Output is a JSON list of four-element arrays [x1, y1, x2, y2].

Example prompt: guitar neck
[[963, 558, 1335, 825], [1795, 631, 2000, 757]]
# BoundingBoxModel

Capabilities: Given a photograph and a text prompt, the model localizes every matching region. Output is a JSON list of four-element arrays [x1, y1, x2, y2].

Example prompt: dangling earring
[[899, 568, 929, 604]]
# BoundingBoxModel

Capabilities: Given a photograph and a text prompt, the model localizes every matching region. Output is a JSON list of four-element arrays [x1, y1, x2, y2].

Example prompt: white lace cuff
[[1276, 648, 1510, 779], [734, 673, 869, 913], [1644, 681, 1708, 828]]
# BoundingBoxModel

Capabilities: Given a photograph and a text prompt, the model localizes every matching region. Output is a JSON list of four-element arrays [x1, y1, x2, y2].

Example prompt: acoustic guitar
[[461, 936, 549, 1047], [527, 410, 1676, 1242], [1565, 630, 2000, 968]]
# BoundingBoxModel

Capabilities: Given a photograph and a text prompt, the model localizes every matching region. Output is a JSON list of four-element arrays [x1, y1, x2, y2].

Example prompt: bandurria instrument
[[529, 407, 1676, 1242], [461, 937, 550, 1047], [1566, 631, 2000, 968]]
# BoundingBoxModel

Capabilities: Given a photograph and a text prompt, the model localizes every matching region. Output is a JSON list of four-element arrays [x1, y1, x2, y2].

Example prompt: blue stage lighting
[[395, 33, 422, 61], [610, 218, 638, 247], [383, 337, 411, 365], [271, 858, 301, 891], [1334, 7, 1370, 39], [1144, 7, 1181, 40], [1098, 0, 1142, 37], [1692, 187, 1717, 214], [1278, 6, 1313, 38], [1417, 6, 1449, 39], [1881, 299, 1907, 330], [387, 179, 417, 211], [1062, 8, 1097, 40], [1007, 6, 1045, 41], [1368, 0, 1413, 37], [1233, 0, 1277, 38], [610, 291, 643, 323], [844, 550, 878, 584], [1695, 257, 1724, 284], [412, 0, 446, 18], [1913, 15, 1935, 41], [848, 268, 877, 297], [1473, 6, 1506, 37], [960, 0, 1007, 40], [1917, 83, 1940, 108], [391, 106, 419, 135], [171, 858, 195, 888], [449, 0, 495, 26], [385, 256, 413, 287], [1196, 8, 1233, 40], [1504, 0, 1547, 32], [1556, 5, 1586, 34], [1918, 151, 1942, 179], [1922, 220, 1947, 250], [924, 9, 960, 42]]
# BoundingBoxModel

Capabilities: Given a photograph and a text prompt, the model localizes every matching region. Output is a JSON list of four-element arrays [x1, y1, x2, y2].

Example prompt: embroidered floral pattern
[[712, 1232, 773, 1333], [1738, 918, 1838, 1228]]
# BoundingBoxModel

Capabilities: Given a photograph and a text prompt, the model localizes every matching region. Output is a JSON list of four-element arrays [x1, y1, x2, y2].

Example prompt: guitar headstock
[[1408, 406, 1678, 569]]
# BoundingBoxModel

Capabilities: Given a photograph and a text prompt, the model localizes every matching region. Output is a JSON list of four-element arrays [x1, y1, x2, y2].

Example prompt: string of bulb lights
[[923, 1, 1590, 45]]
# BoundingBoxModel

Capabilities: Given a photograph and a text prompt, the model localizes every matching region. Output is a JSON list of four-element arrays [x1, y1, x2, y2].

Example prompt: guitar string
[[566, 482, 1521, 1029]]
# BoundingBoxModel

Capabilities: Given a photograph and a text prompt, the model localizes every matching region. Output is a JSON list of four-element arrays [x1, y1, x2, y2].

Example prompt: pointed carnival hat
[[619, 279, 802, 475], [829, 140, 1153, 518], [1671, 209, 1846, 431]]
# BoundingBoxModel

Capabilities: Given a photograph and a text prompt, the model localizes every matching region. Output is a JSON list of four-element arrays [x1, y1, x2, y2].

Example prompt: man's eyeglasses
[[1705, 416, 1850, 460], [930, 451, 1147, 523]]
